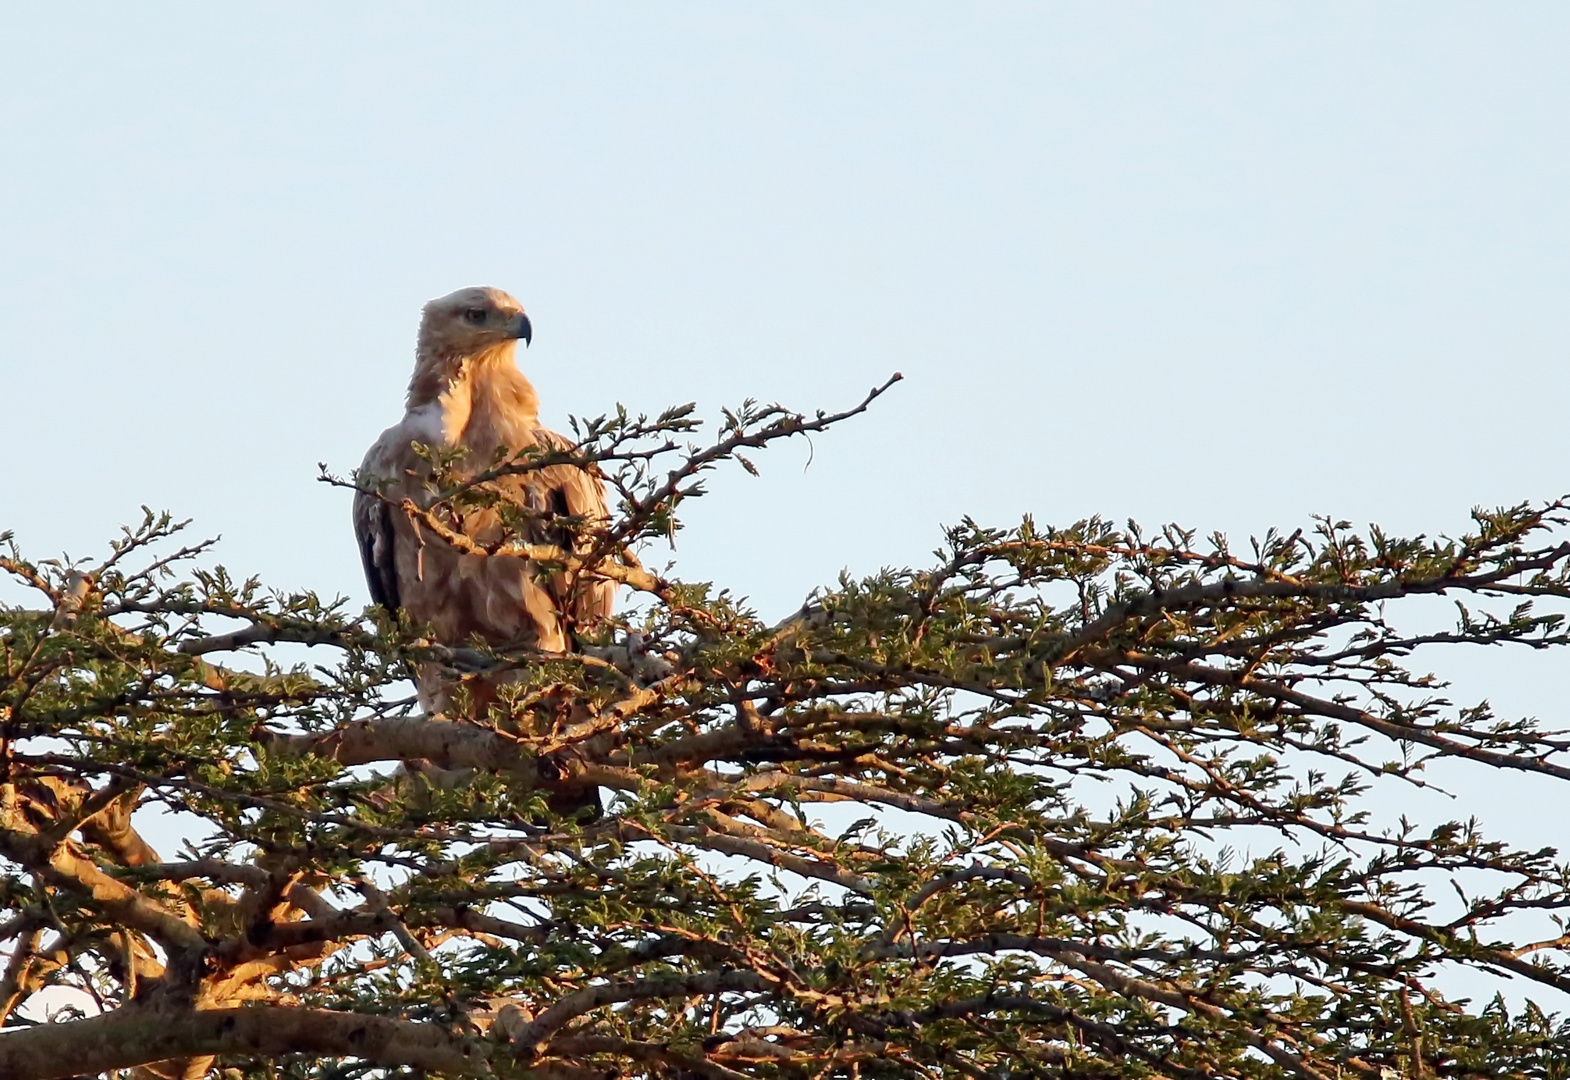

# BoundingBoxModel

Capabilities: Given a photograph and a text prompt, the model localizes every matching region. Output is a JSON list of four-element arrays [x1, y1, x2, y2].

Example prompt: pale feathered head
[[418, 286, 533, 357]]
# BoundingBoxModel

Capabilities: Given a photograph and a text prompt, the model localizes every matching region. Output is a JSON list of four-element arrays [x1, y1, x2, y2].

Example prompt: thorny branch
[[3, 397, 1570, 1078]]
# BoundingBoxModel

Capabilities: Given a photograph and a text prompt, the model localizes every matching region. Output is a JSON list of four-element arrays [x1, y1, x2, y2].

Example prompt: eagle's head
[[419, 286, 533, 357]]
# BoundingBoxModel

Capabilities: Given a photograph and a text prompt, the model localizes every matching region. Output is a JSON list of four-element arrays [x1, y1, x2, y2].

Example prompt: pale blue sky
[[4, 7, 1570, 977], [5, 3, 1568, 616]]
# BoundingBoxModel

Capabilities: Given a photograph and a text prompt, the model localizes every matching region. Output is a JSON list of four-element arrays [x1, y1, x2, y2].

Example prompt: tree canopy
[[4, 382, 1570, 1080]]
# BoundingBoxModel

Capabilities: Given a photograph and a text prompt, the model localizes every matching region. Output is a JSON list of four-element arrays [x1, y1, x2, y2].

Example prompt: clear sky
[[5, 3, 1568, 605], [3, 3, 1570, 995]]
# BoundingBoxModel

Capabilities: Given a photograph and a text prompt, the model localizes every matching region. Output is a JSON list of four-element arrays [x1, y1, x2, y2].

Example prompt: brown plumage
[[353, 286, 615, 715]]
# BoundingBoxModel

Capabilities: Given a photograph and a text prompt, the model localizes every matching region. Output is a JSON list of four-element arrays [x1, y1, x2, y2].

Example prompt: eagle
[[353, 286, 615, 718]]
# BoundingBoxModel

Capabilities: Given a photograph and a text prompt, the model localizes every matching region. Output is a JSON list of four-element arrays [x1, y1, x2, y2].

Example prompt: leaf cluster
[[3, 385, 1570, 1079]]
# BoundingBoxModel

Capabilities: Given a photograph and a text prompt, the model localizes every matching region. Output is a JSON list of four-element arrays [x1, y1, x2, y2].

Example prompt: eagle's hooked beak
[[512, 312, 533, 347]]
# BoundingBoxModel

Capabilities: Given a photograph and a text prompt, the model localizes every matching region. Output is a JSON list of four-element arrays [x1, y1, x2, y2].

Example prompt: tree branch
[[0, 1002, 596, 1080]]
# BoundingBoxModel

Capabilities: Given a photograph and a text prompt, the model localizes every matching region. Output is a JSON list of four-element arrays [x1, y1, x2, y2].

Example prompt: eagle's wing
[[353, 424, 418, 616], [354, 413, 442, 620], [353, 487, 400, 615]]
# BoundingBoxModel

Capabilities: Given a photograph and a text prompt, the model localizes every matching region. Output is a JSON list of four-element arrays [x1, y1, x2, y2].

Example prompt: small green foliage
[[4, 388, 1570, 1078]]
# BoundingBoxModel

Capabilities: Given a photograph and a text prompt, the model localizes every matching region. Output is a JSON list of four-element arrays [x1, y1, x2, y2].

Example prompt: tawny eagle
[[353, 286, 614, 711]]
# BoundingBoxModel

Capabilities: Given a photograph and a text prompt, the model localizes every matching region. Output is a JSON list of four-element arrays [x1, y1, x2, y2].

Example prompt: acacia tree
[[3, 381, 1570, 1080]]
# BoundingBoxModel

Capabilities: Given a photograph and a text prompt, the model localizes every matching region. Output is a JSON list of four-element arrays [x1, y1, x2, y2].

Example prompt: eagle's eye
[[463, 308, 487, 326]]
